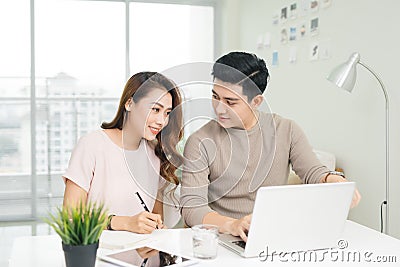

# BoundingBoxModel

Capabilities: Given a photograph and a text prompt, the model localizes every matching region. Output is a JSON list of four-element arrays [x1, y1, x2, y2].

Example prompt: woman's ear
[[125, 98, 133, 111], [250, 95, 264, 108]]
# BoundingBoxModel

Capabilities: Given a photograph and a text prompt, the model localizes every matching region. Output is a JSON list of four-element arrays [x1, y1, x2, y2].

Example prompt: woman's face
[[127, 88, 173, 141]]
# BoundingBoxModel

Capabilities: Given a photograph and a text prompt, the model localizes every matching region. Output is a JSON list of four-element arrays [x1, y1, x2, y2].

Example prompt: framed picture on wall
[[321, 0, 332, 9], [272, 10, 279, 25], [281, 28, 288, 44], [272, 51, 279, 66], [310, 0, 319, 12], [299, 0, 309, 16], [299, 22, 307, 37], [264, 32, 271, 48], [289, 46, 297, 63], [289, 27, 297, 41], [309, 42, 319, 61], [281, 6, 288, 23], [319, 39, 331, 59], [290, 3, 298, 19], [257, 34, 264, 49], [310, 17, 319, 36]]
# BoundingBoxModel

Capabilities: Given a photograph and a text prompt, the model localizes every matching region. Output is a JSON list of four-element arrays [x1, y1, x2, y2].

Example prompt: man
[[180, 51, 360, 242]]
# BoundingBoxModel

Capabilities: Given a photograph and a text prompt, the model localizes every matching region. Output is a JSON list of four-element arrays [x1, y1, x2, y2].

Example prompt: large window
[[0, 0, 32, 220], [35, 0, 126, 97], [130, 2, 214, 72], [0, 0, 214, 221]]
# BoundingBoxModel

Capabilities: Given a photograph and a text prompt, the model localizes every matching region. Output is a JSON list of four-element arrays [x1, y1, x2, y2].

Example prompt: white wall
[[217, 0, 400, 238], [214, 0, 240, 56]]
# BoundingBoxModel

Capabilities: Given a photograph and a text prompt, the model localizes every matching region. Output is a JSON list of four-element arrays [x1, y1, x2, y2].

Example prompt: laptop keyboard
[[232, 240, 246, 249]]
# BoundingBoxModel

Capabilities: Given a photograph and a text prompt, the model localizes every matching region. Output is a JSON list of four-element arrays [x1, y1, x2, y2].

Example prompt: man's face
[[212, 78, 257, 129]]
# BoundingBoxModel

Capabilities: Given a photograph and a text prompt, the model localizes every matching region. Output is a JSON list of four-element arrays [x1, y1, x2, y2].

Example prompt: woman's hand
[[111, 211, 164, 234], [127, 211, 163, 233], [136, 246, 159, 259]]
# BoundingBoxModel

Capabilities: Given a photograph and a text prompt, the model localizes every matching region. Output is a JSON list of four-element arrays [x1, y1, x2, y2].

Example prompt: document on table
[[100, 229, 187, 250], [100, 230, 151, 250]]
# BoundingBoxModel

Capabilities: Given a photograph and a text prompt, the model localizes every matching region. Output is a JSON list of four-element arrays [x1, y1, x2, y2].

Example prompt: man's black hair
[[212, 51, 270, 102]]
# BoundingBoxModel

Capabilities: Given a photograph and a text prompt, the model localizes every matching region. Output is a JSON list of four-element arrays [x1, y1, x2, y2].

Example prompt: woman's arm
[[111, 192, 164, 233], [63, 179, 163, 233], [63, 178, 162, 234], [63, 178, 87, 208], [110, 212, 162, 233]]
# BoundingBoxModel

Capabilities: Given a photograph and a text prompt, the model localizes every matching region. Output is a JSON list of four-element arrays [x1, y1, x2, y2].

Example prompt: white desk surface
[[9, 220, 400, 267]]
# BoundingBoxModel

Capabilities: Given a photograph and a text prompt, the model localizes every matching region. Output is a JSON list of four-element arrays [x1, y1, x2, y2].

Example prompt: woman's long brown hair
[[101, 72, 184, 188]]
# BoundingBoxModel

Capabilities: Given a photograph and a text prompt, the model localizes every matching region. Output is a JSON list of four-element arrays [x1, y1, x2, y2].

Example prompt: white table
[[9, 220, 400, 266]]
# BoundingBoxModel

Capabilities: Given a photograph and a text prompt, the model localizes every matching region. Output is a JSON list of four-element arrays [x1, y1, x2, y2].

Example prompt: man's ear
[[250, 95, 264, 108], [125, 98, 133, 111]]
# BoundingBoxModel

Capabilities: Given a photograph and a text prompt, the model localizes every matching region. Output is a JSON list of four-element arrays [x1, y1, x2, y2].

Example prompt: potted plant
[[45, 201, 108, 267]]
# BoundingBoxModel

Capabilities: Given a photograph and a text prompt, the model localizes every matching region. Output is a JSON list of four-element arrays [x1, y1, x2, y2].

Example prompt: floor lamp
[[327, 52, 389, 234]]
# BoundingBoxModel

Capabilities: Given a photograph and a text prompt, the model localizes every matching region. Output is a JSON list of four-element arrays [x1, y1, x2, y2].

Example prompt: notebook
[[219, 182, 355, 257]]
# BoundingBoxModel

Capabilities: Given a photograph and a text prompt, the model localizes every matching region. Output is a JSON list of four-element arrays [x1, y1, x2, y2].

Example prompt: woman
[[62, 72, 183, 234]]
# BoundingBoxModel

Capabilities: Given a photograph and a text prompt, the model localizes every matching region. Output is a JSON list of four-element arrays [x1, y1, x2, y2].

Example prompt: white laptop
[[219, 182, 355, 258]]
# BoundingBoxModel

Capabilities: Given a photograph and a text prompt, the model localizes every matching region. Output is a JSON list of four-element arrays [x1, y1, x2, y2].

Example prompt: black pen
[[140, 258, 148, 267], [135, 192, 158, 229], [135, 191, 150, 212]]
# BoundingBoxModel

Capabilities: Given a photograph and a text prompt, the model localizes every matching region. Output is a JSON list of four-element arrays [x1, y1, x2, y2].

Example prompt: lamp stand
[[358, 61, 389, 234]]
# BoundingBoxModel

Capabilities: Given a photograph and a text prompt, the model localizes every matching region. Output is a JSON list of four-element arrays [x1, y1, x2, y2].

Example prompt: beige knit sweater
[[180, 112, 330, 226]]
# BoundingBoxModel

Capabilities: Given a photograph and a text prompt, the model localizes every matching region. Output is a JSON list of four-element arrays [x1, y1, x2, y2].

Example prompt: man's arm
[[180, 134, 214, 226], [180, 134, 253, 240], [319, 174, 361, 208], [289, 120, 329, 184], [289, 120, 361, 207]]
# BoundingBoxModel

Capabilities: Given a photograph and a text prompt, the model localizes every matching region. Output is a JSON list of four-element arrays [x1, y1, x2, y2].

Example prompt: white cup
[[191, 224, 219, 259]]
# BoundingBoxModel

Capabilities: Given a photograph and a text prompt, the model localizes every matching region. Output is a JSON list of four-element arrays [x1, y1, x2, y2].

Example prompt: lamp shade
[[327, 52, 360, 92]]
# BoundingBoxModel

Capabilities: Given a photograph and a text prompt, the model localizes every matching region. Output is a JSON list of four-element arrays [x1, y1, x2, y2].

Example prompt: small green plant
[[45, 201, 108, 246]]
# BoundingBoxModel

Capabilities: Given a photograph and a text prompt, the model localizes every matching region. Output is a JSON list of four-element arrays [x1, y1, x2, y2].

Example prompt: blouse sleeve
[[62, 135, 96, 192]]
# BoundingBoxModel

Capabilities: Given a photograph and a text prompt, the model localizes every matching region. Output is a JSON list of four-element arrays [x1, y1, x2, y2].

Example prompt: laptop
[[219, 182, 355, 258]]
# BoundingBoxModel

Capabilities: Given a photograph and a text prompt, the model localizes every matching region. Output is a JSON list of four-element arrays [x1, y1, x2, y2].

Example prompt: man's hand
[[221, 214, 252, 242], [325, 175, 361, 208]]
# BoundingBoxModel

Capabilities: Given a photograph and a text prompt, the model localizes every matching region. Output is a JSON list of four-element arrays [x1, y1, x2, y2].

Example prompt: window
[[0, 0, 31, 219], [35, 0, 126, 97], [130, 2, 214, 73], [0, 0, 214, 221]]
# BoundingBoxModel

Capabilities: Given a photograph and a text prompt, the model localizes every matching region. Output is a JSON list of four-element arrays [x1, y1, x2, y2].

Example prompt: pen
[[135, 191, 150, 212], [135, 192, 158, 229], [140, 258, 148, 267]]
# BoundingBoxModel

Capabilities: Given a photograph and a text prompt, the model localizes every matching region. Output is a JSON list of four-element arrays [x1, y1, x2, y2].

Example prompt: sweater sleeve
[[180, 134, 214, 226], [289, 120, 330, 184]]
